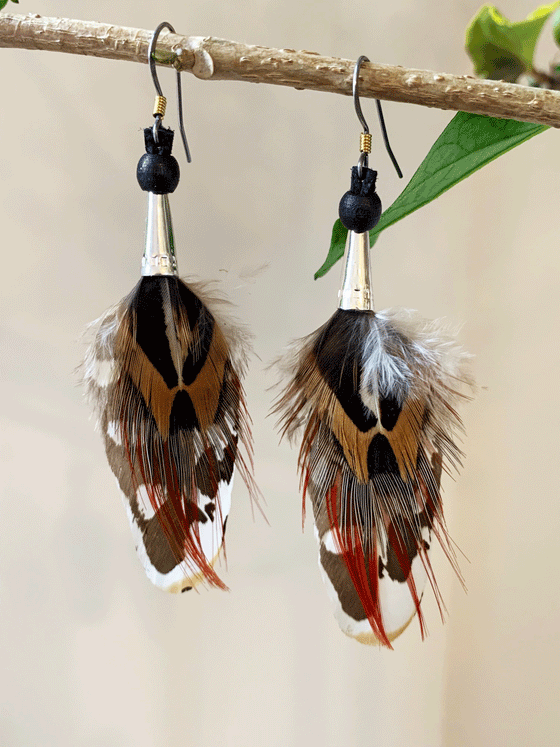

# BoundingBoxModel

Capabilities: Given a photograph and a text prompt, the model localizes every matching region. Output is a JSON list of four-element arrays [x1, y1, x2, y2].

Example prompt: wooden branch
[[2, 13, 560, 127]]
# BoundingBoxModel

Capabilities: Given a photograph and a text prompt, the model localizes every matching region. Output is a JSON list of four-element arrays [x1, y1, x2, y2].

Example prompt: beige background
[[1, 1, 559, 745]]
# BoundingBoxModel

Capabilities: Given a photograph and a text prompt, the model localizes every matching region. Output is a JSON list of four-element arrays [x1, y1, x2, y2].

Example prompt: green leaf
[[552, 7, 560, 44], [315, 112, 547, 279], [315, 219, 348, 281], [465, 3, 559, 81], [0, 1, 9, 8]]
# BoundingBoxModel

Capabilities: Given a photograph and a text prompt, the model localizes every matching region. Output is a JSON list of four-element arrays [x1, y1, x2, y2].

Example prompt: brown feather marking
[[186, 323, 228, 430], [113, 317, 177, 439], [294, 355, 428, 484], [113, 307, 229, 439], [294, 355, 371, 482], [383, 396, 425, 481], [102, 411, 185, 574], [319, 542, 369, 622]]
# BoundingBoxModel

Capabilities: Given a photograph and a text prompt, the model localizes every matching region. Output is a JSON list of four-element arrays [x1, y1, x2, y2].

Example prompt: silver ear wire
[[353, 56, 402, 178], [149, 21, 191, 163]]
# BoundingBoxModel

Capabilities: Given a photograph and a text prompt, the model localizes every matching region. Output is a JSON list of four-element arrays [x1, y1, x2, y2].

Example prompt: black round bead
[[338, 190, 382, 233], [136, 153, 180, 194]]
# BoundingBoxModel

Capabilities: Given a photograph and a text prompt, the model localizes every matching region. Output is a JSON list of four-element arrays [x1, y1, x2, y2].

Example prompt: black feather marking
[[132, 277, 179, 389], [176, 278, 205, 329], [177, 281, 216, 385], [379, 394, 402, 431], [314, 309, 378, 432], [367, 433, 399, 477], [169, 389, 200, 432]]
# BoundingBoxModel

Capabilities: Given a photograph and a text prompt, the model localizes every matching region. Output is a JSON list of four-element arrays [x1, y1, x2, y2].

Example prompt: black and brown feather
[[84, 276, 254, 591], [276, 307, 471, 646]]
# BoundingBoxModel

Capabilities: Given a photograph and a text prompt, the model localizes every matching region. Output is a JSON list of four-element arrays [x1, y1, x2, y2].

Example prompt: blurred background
[[0, 1, 559, 745]]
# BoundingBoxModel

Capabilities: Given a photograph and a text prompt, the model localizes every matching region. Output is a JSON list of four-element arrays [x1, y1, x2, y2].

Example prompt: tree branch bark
[[2, 13, 560, 127]]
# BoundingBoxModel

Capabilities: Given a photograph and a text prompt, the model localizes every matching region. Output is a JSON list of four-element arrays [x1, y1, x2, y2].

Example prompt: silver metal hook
[[353, 56, 402, 179], [353, 55, 371, 135], [149, 21, 192, 163]]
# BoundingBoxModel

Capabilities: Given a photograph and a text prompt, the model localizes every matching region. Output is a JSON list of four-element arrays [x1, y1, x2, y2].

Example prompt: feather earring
[[83, 23, 255, 593], [275, 57, 473, 647]]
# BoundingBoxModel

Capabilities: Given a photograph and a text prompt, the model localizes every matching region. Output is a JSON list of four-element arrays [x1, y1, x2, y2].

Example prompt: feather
[[84, 275, 255, 592], [275, 306, 473, 646]]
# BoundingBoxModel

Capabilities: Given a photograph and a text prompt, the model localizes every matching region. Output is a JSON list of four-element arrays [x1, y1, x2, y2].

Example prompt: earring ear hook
[[149, 21, 192, 163], [353, 56, 402, 178]]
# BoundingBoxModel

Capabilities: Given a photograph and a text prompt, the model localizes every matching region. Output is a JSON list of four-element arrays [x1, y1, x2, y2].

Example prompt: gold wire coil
[[153, 95, 167, 118], [360, 132, 372, 154]]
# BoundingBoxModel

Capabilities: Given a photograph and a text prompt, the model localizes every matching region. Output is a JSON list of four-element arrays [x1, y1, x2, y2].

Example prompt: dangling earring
[[275, 56, 473, 647], [83, 22, 255, 593]]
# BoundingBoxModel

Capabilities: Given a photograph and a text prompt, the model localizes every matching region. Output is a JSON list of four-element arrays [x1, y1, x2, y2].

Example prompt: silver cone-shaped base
[[338, 230, 373, 311], [141, 192, 178, 276]]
